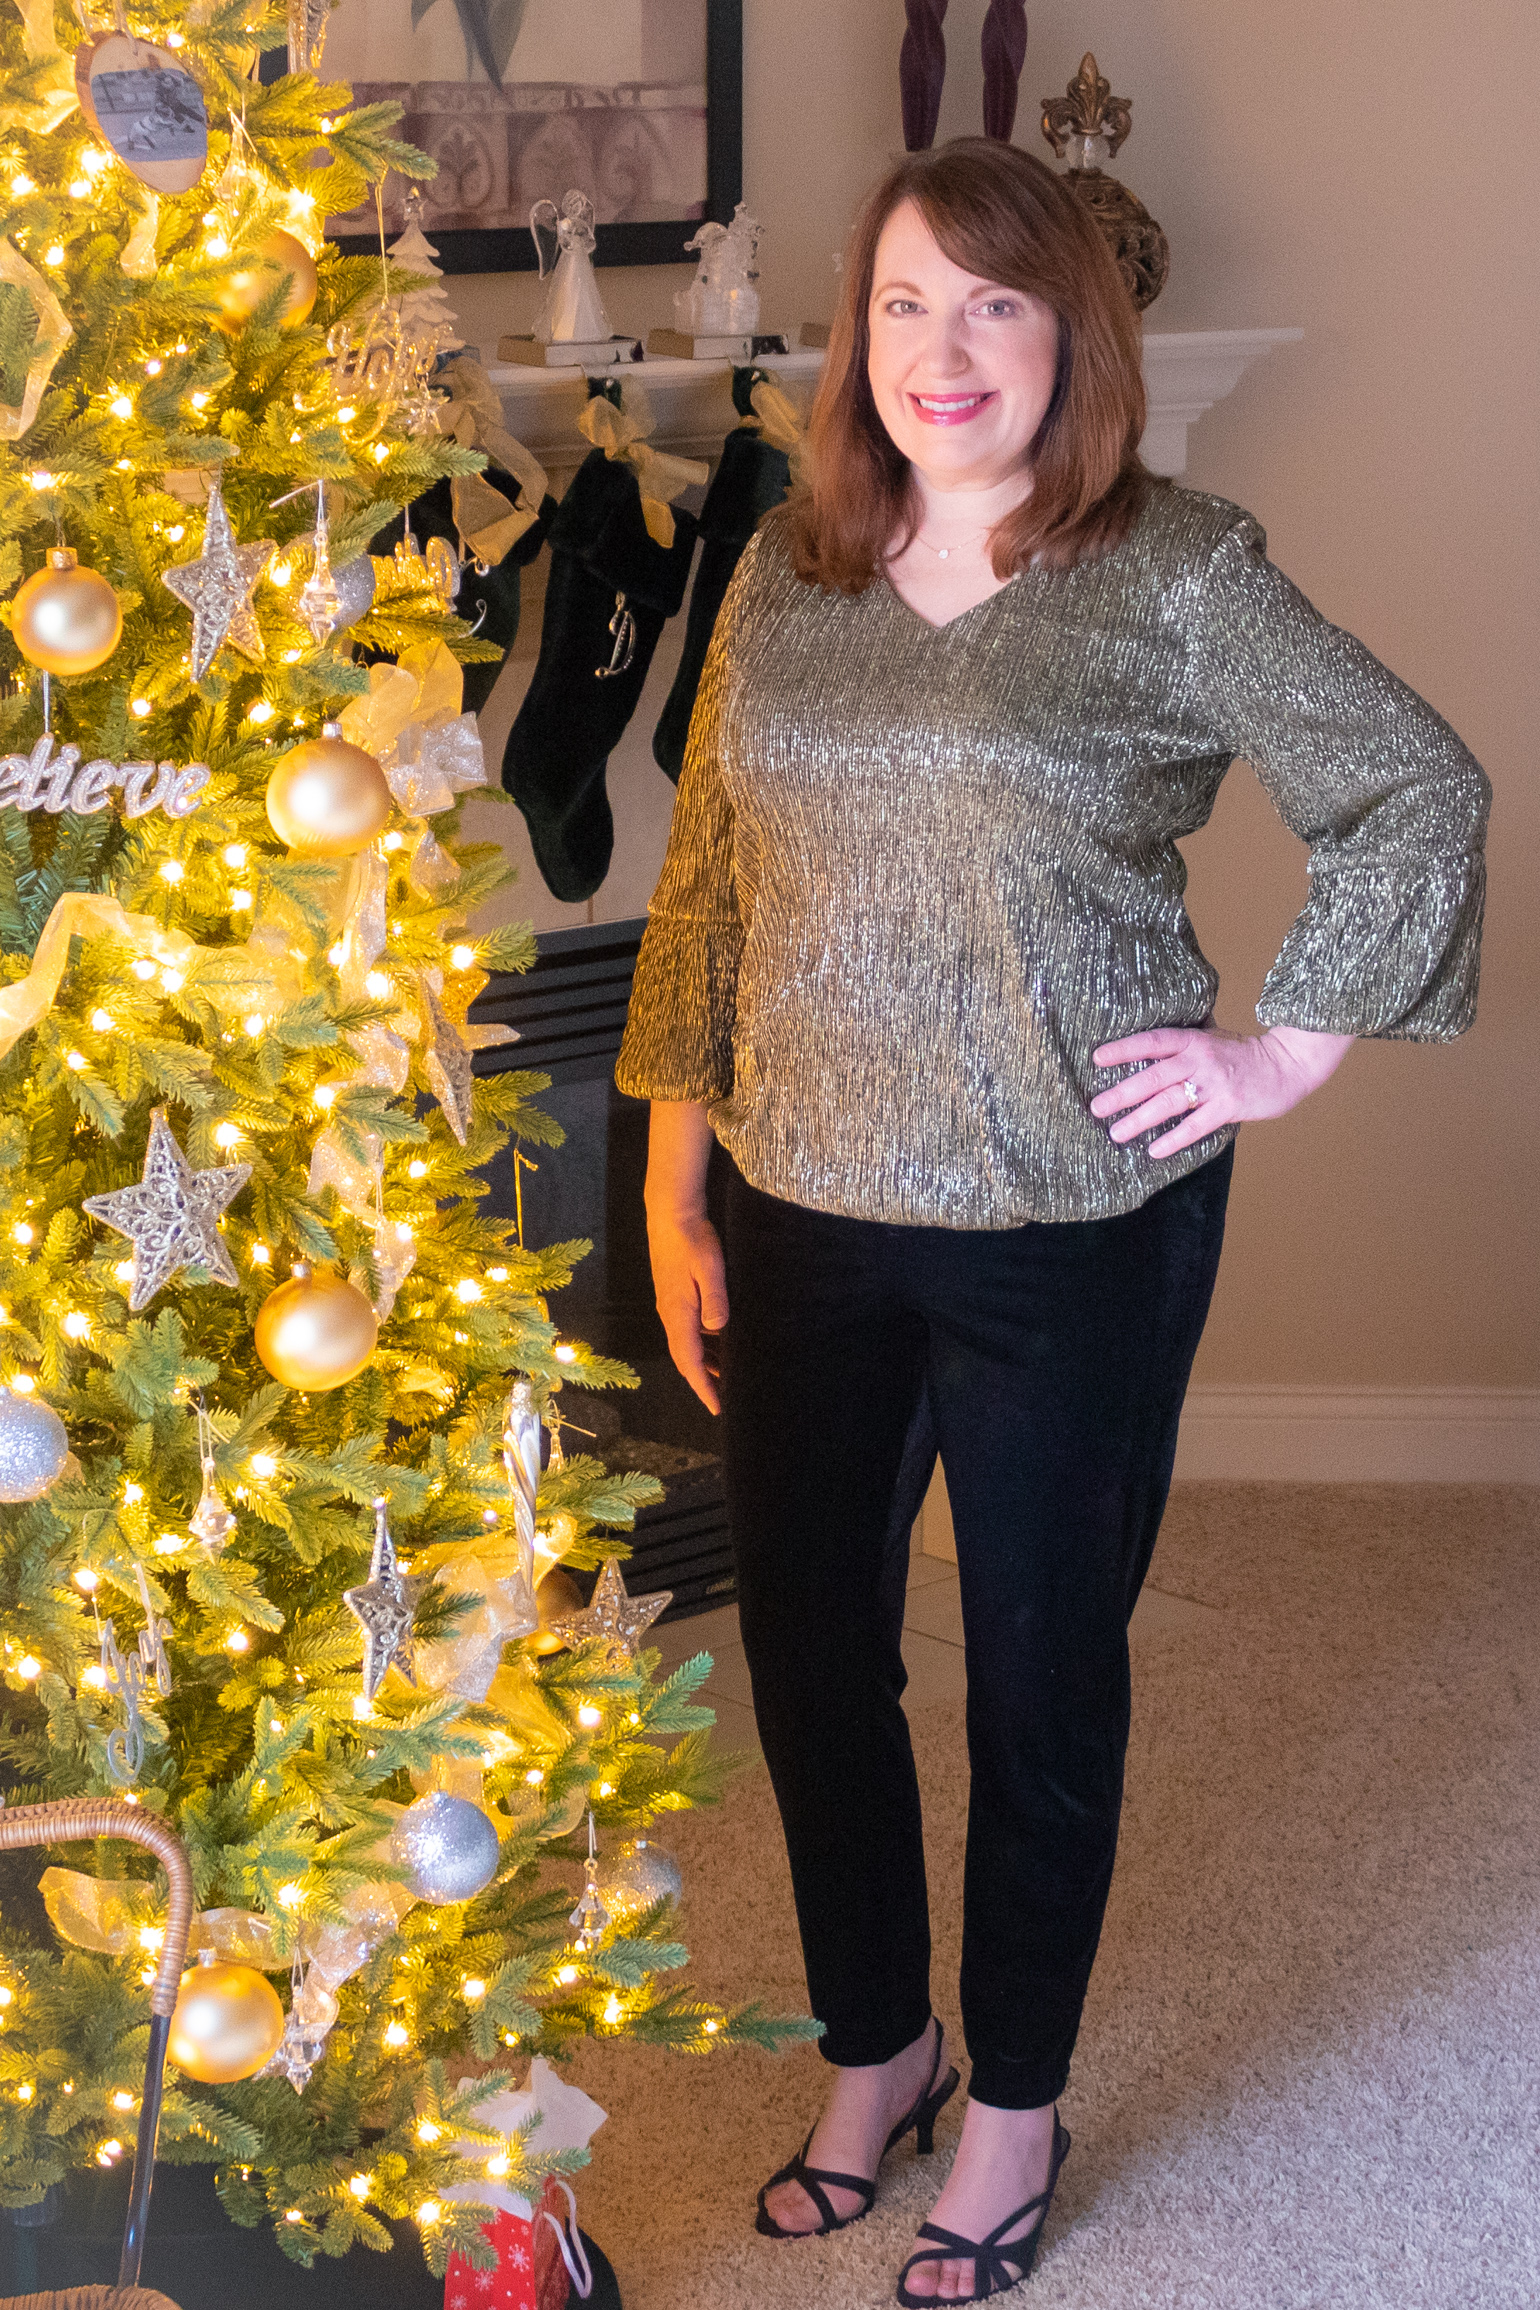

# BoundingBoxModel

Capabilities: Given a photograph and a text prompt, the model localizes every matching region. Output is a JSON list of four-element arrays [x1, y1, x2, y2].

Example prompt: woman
[[615, 140, 1489, 2304]]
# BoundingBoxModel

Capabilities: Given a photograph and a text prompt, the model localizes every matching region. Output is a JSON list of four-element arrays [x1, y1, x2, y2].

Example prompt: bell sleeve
[[1186, 512, 1491, 1039], [613, 537, 757, 1102]]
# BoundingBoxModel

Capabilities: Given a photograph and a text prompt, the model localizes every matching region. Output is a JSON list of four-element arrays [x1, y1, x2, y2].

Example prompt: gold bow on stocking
[[745, 378, 805, 457], [436, 358, 549, 565], [577, 385, 709, 549]]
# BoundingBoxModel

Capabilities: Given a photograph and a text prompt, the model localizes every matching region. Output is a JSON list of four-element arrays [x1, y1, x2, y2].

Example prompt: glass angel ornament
[[674, 202, 761, 337], [530, 191, 612, 345]]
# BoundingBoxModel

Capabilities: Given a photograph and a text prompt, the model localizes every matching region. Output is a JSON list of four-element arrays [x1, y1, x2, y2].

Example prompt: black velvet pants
[[719, 1140, 1234, 2109]]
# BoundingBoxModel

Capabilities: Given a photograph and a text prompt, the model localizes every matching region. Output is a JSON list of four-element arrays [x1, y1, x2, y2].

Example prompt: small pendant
[[936, 547, 949, 560]]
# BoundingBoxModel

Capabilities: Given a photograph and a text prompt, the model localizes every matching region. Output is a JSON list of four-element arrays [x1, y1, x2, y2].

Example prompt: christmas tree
[[0, 0, 811, 2276], [385, 185, 462, 360]]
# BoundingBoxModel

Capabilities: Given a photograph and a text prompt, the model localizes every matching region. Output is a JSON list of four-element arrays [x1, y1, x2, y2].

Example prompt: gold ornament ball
[[11, 548, 122, 676], [168, 1959, 284, 2084], [255, 1266, 379, 1392], [265, 726, 393, 858], [531, 1567, 584, 1657], [215, 230, 318, 331]]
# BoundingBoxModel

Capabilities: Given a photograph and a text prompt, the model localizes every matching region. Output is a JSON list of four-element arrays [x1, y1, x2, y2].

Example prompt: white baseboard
[[915, 1386, 1539, 1559], [1172, 1384, 1540, 1483]]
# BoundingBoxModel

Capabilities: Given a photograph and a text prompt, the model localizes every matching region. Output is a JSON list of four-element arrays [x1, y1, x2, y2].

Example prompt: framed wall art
[[304, 0, 742, 274]]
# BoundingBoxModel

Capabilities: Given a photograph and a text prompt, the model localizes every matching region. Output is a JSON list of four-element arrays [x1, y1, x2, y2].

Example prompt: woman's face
[[866, 200, 1060, 492]]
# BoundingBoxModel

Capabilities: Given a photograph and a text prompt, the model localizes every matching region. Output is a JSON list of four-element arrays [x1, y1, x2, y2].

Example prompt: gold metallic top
[[616, 487, 1490, 1228]]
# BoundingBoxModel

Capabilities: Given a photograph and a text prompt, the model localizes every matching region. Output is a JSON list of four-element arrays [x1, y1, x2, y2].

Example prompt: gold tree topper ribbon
[[577, 385, 709, 550]]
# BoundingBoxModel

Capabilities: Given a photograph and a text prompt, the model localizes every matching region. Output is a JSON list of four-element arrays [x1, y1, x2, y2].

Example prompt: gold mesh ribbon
[[8, 1802, 193, 2018], [0, 893, 302, 1062], [0, 238, 73, 439], [576, 386, 709, 549], [338, 638, 464, 762], [4, 0, 78, 133]]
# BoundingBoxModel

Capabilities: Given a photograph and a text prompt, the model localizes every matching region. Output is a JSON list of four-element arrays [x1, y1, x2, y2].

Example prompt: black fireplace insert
[[470, 920, 734, 1621]]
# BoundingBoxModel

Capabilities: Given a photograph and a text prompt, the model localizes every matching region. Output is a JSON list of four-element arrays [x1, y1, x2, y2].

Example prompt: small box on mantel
[[497, 333, 644, 368], [646, 328, 791, 361], [799, 321, 831, 349]]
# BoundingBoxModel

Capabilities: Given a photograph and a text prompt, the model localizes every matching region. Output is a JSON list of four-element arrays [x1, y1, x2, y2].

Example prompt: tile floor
[[652, 1547, 1223, 1752]]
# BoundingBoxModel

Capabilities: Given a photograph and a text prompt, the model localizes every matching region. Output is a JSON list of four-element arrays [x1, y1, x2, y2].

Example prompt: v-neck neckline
[[880, 568, 1028, 636]]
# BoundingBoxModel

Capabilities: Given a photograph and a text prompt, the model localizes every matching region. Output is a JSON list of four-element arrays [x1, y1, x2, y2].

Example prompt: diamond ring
[[1181, 1078, 1201, 1107]]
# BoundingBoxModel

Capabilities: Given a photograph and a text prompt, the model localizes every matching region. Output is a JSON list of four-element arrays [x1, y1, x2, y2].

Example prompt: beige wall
[[448, 0, 1537, 1389]]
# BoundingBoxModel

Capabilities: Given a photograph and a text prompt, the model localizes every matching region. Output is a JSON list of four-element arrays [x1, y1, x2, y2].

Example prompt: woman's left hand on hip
[[1089, 1022, 1355, 1159]]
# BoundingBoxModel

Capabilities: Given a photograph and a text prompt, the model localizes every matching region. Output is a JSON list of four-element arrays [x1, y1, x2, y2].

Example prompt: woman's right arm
[[644, 1100, 729, 1414], [616, 533, 769, 1411]]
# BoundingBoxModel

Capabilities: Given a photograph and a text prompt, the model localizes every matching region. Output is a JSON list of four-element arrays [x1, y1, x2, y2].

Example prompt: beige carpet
[[565, 1483, 1540, 2308]]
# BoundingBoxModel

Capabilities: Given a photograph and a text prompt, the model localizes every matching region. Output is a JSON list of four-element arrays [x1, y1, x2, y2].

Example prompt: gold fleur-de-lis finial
[[1041, 53, 1134, 164]]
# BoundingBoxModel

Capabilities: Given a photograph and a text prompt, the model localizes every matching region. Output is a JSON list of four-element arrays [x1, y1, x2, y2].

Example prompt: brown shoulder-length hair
[[790, 138, 1152, 590]]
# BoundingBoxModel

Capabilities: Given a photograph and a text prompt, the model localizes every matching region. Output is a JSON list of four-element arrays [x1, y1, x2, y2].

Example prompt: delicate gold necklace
[[910, 523, 993, 563]]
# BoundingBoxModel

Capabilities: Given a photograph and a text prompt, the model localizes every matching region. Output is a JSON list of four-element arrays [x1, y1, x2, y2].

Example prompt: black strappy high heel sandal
[[755, 2016, 960, 2239], [894, 2117, 1071, 2304]]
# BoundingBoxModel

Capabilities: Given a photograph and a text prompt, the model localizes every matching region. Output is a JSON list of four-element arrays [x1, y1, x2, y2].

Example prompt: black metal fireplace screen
[[470, 921, 734, 1621]]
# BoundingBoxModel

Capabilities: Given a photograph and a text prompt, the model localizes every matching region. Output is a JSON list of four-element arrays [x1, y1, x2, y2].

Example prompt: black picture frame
[[264, 0, 742, 277]]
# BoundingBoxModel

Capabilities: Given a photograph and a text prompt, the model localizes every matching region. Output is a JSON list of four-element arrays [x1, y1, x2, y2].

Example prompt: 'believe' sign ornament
[[0, 735, 210, 821]]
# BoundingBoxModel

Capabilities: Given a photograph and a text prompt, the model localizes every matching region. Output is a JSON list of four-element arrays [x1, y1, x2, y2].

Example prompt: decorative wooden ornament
[[75, 33, 209, 196]]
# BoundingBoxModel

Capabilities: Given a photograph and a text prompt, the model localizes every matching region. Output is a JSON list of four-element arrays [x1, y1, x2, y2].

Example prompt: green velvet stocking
[[502, 447, 698, 903], [369, 472, 555, 715], [653, 410, 792, 785]]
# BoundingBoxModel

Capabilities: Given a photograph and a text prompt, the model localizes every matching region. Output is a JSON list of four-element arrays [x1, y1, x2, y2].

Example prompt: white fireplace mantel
[[486, 327, 1302, 483], [1139, 329, 1303, 473]]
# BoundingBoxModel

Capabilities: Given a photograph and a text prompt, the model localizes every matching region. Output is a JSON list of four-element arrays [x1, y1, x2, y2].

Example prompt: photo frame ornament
[[74, 30, 210, 196]]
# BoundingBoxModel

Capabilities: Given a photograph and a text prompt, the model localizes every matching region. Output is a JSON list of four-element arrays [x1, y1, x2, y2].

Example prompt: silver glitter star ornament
[[161, 478, 276, 683], [83, 1109, 251, 1311], [420, 974, 474, 1144], [343, 1495, 425, 1699], [548, 1556, 671, 1664]]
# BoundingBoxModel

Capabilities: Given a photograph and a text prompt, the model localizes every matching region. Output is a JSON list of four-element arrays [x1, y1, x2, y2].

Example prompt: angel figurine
[[530, 190, 612, 344]]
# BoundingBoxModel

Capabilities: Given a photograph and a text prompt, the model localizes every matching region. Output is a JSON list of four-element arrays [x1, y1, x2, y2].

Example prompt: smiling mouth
[[909, 391, 996, 424]]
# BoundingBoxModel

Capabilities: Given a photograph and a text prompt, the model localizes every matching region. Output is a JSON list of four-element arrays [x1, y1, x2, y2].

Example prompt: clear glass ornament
[[189, 1400, 235, 1552]]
